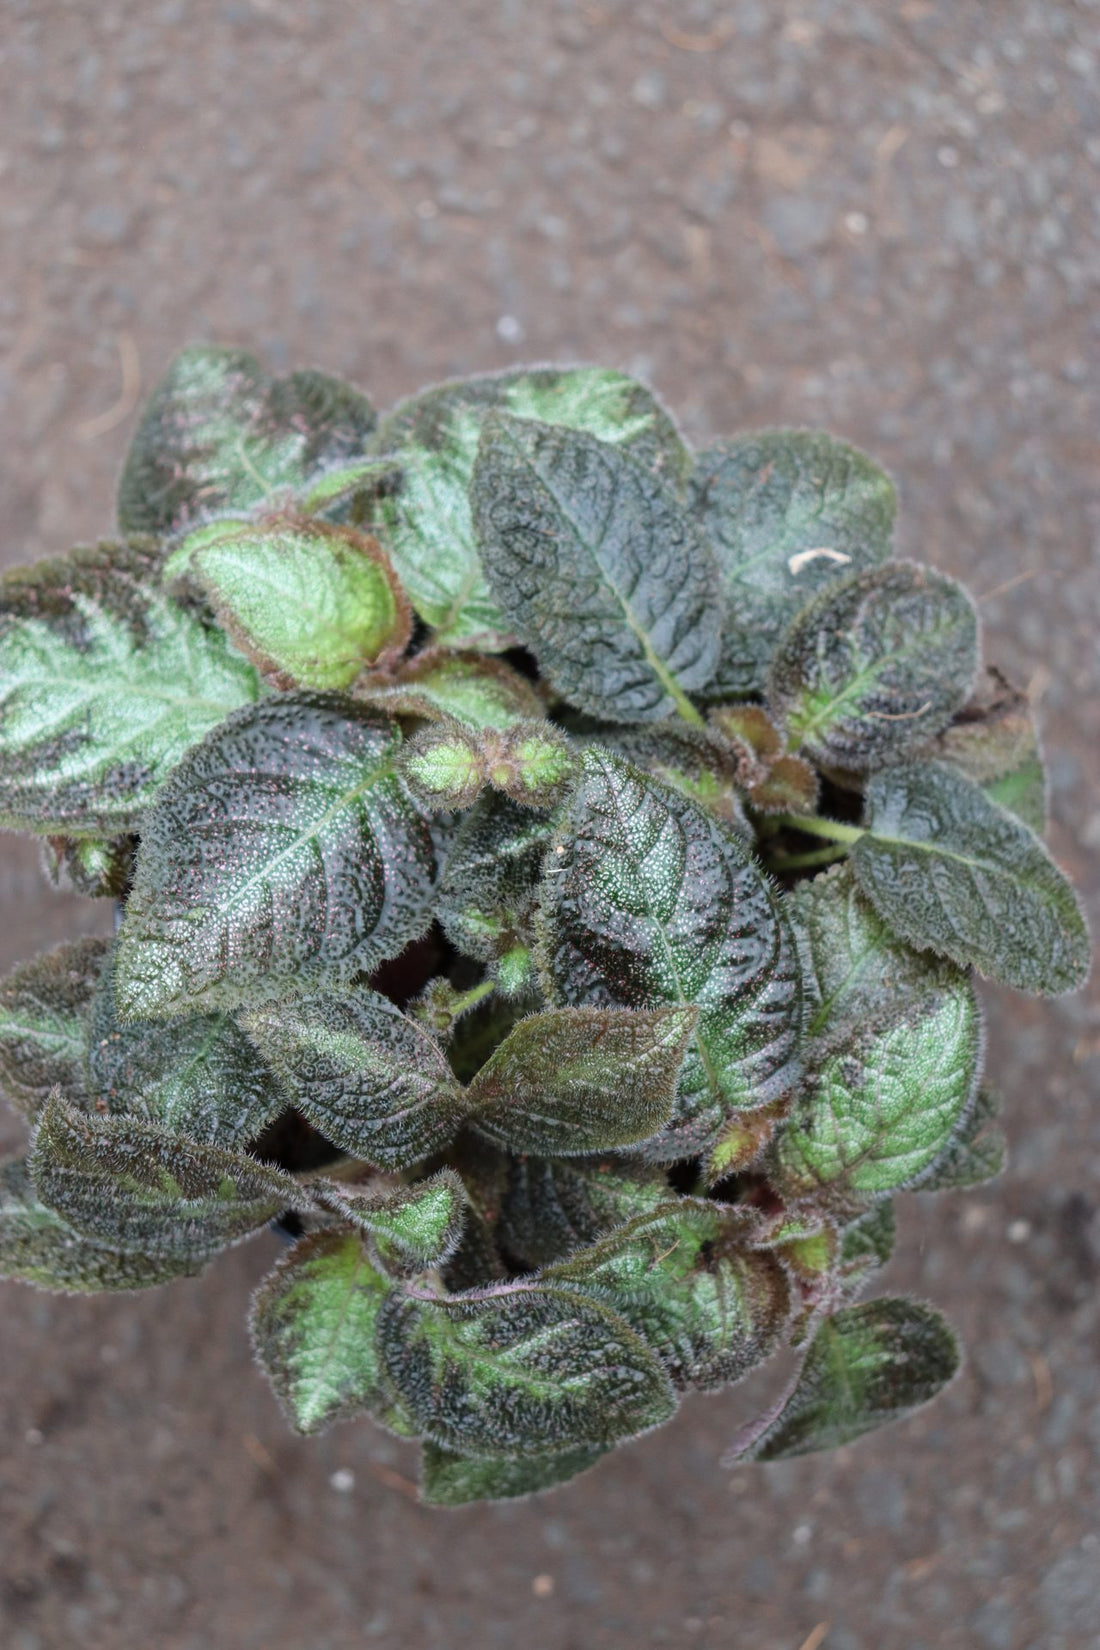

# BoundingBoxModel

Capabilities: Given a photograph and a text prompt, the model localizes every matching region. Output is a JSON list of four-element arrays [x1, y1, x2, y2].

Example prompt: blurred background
[[1, 4, 1098, 1648]]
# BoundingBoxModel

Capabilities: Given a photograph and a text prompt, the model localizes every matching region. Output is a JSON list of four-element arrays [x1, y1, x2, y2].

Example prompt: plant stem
[[770, 812, 865, 845], [767, 842, 853, 871], [449, 977, 496, 1017]]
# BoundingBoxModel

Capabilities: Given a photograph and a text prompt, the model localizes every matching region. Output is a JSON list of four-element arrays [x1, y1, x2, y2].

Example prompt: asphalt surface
[[1, 5, 1098, 1648]]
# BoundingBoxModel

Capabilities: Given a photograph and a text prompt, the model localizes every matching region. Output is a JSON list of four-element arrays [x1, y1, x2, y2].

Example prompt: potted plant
[[0, 348, 1088, 1505]]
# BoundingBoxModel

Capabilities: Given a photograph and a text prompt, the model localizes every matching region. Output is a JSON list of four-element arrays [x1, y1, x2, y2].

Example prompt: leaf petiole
[[770, 813, 866, 846]]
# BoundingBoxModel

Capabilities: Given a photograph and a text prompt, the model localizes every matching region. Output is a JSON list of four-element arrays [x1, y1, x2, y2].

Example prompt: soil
[[1, 5, 1098, 1648]]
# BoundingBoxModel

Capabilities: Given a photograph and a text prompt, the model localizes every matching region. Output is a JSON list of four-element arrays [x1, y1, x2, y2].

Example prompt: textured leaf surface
[[118, 347, 375, 535], [0, 938, 107, 1119], [918, 1087, 1007, 1191], [768, 562, 978, 770], [30, 1095, 302, 1257], [852, 762, 1090, 994], [314, 1171, 468, 1273], [546, 1199, 790, 1390], [0, 1156, 204, 1293], [691, 431, 896, 697], [735, 1298, 959, 1460], [357, 649, 543, 730], [42, 834, 136, 899], [242, 991, 467, 1169], [918, 666, 1047, 833], [0, 541, 260, 834], [773, 983, 981, 1206], [114, 695, 436, 1019], [467, 1005, 695, 1155], [591, 722, 750, 833], [366, 367, 688, 644], [250, 1228, 393, 1433], [538, 750, 803, 1158], [166, 517, 410, 689], [399, 721, 486, 810], [499, 1157, 669, 1268], [377, 1280, 676, 1456], [474, 416, 720, 723], [420, 1442, 605, 1506], [838, 1202, 897, 1297], [436, 792, 552, 964], [86, 955, 285, 1146]]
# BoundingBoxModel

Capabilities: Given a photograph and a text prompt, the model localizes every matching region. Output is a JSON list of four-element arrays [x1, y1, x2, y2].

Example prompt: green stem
[[770, 813, 865, 846], [448, 977, 496, 1017], [767, 842, 853, 871], [671, 687, 706, 730]]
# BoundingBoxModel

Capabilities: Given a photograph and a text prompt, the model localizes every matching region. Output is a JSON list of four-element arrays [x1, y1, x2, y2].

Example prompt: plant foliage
[[0, 348, 1088, 1506]]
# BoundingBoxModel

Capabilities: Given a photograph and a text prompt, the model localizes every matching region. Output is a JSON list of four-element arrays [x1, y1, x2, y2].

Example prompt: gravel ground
[[1, 4, 1098, 1648]]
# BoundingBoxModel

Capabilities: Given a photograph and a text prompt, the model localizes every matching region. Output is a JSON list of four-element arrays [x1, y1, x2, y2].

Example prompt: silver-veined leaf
[[435, 791, 552, 965], [0, 938, 108, 1120], [312, 1170, 468, 1274], [499, 1156, 669, 1269]]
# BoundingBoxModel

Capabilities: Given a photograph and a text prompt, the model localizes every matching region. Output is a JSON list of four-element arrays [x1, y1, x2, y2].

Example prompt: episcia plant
[[0, 349, 1090, 1507]]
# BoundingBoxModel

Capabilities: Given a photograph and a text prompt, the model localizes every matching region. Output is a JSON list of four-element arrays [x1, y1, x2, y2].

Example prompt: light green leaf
[[852, 762, 1090, 994], [398, 720, 486, 810], [114, 695, 436, 1019], [467, 1005, 696, 1156], [164, 517, 411, 690], [241, 991, 468, 1169], [356, 648, 543, 730], [313, 1170, 468, 1274], [691, 430, 896, 697], [366, 366, 689, 646], [377, 1279, 676, 1456], [420, 1441, 605, 1506], [0, 540, 261, 835], [118, 347, 375, 535], [249, 1228, 396, 1434], [768, 562, 978, 770], [0, 938, 108, 1120], [473, 415, 720, 723], [499, 1156, 669, 1268], [538, 750, 804, 1159], [731, 1298, 959, 1461]]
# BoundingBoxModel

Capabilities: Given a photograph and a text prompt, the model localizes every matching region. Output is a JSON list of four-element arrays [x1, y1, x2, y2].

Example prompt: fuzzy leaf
[[436, 792, 552, 964], [165, 517, 410, 690], [0, 939, 107, 1119], [241, 991, 467, 1169], [250, 1228, 395, 1434], [114, 695, 436, 1019], [420, 1442, 605, 1506], [546, 1199, 790, 1391], [733, 1298, 959, 1461], [0, 1155, 205, 1293], [356, 649, 543, 730], [313, 1170, 468, 1274], [918, 666, 1046, 833], [538, 750, 804, 1158], [30, 1095, 302, 1258], [86, 954, 285, 1146], [0, 540, 260, 835], [467, 1005, 696, 1156], [790, 863, 971, 1053], [366, 367, 689, 645], [838, 1202, 897, 1300], [486, 721, 576, 809], [773, 982, 981, 1208], [499, 1157, 669, 1269], [589, 722, 750, 833], [768, 562, 978, 770], [691, 431, 896, 698], [918, 1087, 1006, 1191], [42, 834, 136, 900], [377, 1280, 676, 1456], [399, 721, 486, 810], [118, 347, 375, 535], [747, 755, 819, 816], [473, 416, 721, 723], [852, 762, 1090, 994]]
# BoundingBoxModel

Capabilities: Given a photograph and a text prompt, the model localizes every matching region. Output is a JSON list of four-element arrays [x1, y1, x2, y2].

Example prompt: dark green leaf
[[0, 938, 107, 1120], [772, 981, 981, 1208], [86, 952, 285, 1146], [731, 1298, 959, 1461], [918, 666, 1047, 833], [546, 1199, 790, 1391], [118, 347, 375, 535], [436, 792, 552, 965], [589, 722, 750, 833], [691, 430, 896, 698], [538, 750, 804, 1159], [852, 762, 1090, 994], [838, 1202, 897, 1299], [473, 415, 720, 723], [165, 517, 411, 690], [499, 1156, 669, 1268], [376, 1279, 676, 1456], [356, 648, 543, 730], [366, 366, 689, 645], [0, 541, 260, 834], [30, 1094, 303, 1258], [467, 1005, 696, 1155], [114, 695, 436, 1019], [420, 1441, 605, 1506], [249, 1228, 396, 1434], [313, 1170, 468, 1274], [241, 991, 467, 1169], [917, 1087, 1006, 1191], [767, 562, 978, 770], [0, 1155, 205, 1293]]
